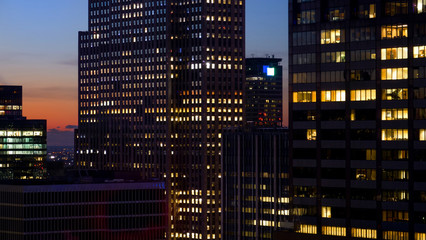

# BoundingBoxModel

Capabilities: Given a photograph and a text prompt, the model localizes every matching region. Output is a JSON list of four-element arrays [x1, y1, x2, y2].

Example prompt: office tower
[[246, 58, 283, 127], [0, 86, 46, 180], [0, 180, 166, 240], [76, 1, 245, 239], [222, 127, 289, 240], [289, 0, 426, 239], [0, 85, 22, 118]]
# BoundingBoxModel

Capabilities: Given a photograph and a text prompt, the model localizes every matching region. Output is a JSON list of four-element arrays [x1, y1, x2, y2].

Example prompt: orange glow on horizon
[[23, 97, 77, 131]]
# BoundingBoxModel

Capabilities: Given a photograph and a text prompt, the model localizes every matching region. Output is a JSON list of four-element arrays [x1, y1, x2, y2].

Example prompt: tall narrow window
[[420, 129, 426, 141], [415, 0, 426, 13]]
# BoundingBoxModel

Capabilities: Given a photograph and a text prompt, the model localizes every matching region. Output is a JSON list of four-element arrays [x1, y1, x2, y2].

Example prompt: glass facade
[[289, 0, 426, 239]]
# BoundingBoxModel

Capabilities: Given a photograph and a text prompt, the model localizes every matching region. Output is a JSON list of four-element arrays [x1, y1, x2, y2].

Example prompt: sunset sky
[[0, 0, 288, 145]]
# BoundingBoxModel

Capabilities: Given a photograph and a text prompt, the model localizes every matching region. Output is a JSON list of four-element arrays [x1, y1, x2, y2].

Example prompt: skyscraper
[[0, 86, 46, 180], [76, 1, 245, 239], [246, 57, 283, 127], [289, 0, 426, 239]]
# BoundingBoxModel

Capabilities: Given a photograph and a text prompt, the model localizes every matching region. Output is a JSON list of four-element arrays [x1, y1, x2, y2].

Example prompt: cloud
[[48, 128, 65, 134], [57, 58, 78, 66], [0, 51, 42, 63], [65, 125, 78, 129]]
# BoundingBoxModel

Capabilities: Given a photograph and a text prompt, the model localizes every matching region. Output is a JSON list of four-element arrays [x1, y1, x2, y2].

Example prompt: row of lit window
[[295, 46, 426, 65], [306, 129, 426, 141], [170, 116, 242, 122], [0, 105, 21, 111], [296, 4, 375, 23], [294, 89, 408, 103], [0, 131, 43, 137], [0, 144, 45, 150], [298, 224, 426, 240], [322, 206, 409, 221], [320, 25, 409, 45], [206, 0, 243, 5], [0, 151, 46, 155], [242, 208, 289, 216]]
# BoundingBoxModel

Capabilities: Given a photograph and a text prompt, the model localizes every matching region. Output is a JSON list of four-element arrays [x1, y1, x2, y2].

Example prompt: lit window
[[355, 169, 376, 180], [322, 226, 346, 237], [357, 4, 376, 18], [352, 228, 377, 239], [350, 89, 376, 101], [415, 0, 426, 13], [382, 129, 408, 141], [327, 7, 345, 21], [414, 46, 426, 58], [321, 29, 344, 44], [293, 91, 316, 103], [382, 89, 408, 100], [22, 131, 34, 136], [381, 47, 408, 60], [420, 129, 426, 141], [381, 68, 408, 80], [321, 90, 346, 102], [322, 206, 331, 218], [365, 149, 377, 160], [381, 25, 408, 39], [382, 108, 408, 120], [415, 232, 426, 240], [382, 210, 409, 222], [297, 224, 317, 234], [307, 129, 317, 141]]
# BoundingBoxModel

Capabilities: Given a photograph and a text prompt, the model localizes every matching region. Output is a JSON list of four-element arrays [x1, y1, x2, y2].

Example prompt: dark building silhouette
[[289, 0, 426, 239], [222, 127, 289, 240], [75, 1, 245, 239], [0, 86, 46, 180], [246, 58, 283, 127], [0, 179, 166, 240]]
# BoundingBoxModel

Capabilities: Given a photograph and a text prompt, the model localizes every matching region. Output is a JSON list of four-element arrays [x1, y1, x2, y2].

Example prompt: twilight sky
[[0, 0, 288, 146]]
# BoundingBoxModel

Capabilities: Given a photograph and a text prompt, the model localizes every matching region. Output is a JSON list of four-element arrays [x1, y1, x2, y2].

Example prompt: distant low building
[[245, 58, 283, 127], [0, 178, 167, 240], [221, 127, 290, 240], [0, 86, 46, 180]]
